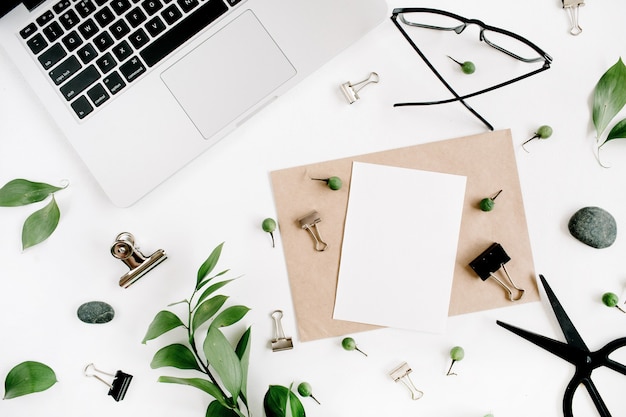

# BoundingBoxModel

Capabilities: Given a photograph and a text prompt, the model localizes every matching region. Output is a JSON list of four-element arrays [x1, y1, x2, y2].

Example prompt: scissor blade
[[539, 274, 590, 352], [497, 320, 583, 365]]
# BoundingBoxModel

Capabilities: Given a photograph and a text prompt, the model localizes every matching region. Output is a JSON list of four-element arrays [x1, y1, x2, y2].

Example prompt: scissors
[[496, 274, 626, 417]]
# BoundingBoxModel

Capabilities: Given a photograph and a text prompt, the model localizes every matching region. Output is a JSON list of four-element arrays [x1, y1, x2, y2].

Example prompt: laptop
[[0, 0, 387, 206]]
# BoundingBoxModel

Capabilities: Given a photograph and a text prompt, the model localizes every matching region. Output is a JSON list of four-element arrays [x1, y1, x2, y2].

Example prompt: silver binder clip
[[270, 310, 293, 351], [341, 72, 379, 104], [469, 242, 525, 302], [562, 0, 584, 36], [389, 362, 423, 400], [84, 363, 133, 401], [111, 232, 167, 288], [297, 211, 328, 251]]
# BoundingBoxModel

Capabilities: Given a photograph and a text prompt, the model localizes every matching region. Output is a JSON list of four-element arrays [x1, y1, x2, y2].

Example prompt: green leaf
[[593, 57, 626, 137], [0, 179, 64, 207], [603, 118, 626, 146], [150, 344, 201, 371], [197, 243, 225, 288], [21, 195, 60, 250], [235, 327, 251, 407], [205, 400, 243, 417], [197, 279, 235, 305], [210, 306, 250, 330], [192, 295, 229, 334], [142, 310, 185, 344], [158, 376, 229, 409], [263, 385, 306, 417], [203, 326, 242, 400], [3, 361, 58, 399]]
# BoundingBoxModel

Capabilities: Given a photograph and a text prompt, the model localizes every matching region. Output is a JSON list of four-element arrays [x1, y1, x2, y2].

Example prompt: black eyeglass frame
[[391, 8, 553, 130]]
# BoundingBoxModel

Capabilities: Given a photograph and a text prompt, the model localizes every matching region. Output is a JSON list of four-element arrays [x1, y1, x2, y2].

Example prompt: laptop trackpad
[[161, 10, 296, 139]]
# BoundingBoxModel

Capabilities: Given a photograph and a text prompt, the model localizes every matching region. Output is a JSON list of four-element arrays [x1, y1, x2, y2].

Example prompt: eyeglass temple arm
[[394, 64, 550, 107], [390, 15, 494, 131]]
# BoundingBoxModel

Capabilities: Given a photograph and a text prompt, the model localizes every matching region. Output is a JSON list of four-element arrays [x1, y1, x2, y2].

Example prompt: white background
[[2, 0, 626, 416]]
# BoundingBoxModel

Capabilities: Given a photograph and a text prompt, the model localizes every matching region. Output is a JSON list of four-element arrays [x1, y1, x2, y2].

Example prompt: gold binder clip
[[562, 0, 584, 36], [389, 362, 423, 400], [341, 72, 379, 104], [297, 211, 328, 251], [270, 310, 293, 351], [469, 242, 525, 301], [111, 232, 167, 288], [84, 363, 133, 401]]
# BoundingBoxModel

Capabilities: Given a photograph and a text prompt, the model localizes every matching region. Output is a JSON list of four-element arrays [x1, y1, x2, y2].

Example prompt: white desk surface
[[2, 0, 626, 416]]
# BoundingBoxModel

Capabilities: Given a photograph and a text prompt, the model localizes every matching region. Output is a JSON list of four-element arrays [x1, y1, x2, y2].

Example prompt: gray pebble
[[77, 301, 115, 324], [568, 206, 617, 249]]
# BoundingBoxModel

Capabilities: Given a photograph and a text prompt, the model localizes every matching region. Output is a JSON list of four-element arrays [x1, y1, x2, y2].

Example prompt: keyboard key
[[43, 21, 64, 42], [59, 10, 80, 29], [87, 83, 110, 106], [111, 0, 132, 15], [126, 7, 146, 27], [226, 0, 241, 5], [20, 23, 38, 39], [119, 56, 146, 82], [36, 10, 55, 27], [62, 30, 83, 51], [78, 18, 98, 39], [161, 4, 181, 25], [112, 40, 133, 61], [95, 0, 109, 6], [145, 16, 165, 36], [60, 65, 101, 100], [103, 71, 127, 94], [53, 0, 72, 14], [177, 0, 198, 13], [76, 0, 96, 18], [94, 6, 115, 27], [141, 0, 163, 16], [38, 43, 67, 69], [110, 19, 130, 39], [76, 43, 98, 63], [96, 52, 117, 73], [71, 95, 94, 118], [49, 55, 82, 85], [142, 0, 228, 67], [93, 31, 114, 51], [26, 33, 49, 54], [128, 28, 149, 49]]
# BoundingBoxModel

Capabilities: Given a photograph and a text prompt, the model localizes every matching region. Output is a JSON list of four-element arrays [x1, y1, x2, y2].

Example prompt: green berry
[[602, 292, 626, 313], [341, 337, 367, 356], [536, 125, 553, 139], [448, 56, 475, 74], [446, 346, 465, 375], [262, 218, 277, 247], [479, 190, 502, 212], [312, 176, 342, 190], [450, 346, 465, 361], [297, 382, 320, 404], [327, 176, 343, 190], [479, 198, 495, 212], [522, 125, 553, 152], [461, 61, 476, 74]]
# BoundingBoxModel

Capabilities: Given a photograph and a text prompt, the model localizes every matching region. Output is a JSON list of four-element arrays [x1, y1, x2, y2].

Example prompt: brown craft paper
[[270, 129, 538, 342]]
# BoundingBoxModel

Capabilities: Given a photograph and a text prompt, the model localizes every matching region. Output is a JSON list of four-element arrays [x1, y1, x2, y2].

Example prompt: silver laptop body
[[0, 0, 387, 206]]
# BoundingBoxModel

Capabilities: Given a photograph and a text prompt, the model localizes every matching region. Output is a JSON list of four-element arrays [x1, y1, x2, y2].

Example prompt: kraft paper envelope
[[270, 129, 538, 342]]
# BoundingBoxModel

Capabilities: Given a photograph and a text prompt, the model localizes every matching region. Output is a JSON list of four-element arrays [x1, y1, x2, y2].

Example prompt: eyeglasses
[[391, 8, 553, 130]]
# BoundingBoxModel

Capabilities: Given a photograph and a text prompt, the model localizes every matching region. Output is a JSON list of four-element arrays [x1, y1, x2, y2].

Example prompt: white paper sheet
[[333, 162, 467, 333]]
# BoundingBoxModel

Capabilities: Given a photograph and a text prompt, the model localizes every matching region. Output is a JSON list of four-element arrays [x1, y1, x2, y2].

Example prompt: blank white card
[[333, 162, 467, 333]]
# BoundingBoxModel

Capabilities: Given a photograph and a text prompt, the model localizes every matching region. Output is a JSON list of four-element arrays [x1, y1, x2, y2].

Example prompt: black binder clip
[[84, 363, 133, 401], [111, 232, 167, 288], [469, 242, 525, 301]]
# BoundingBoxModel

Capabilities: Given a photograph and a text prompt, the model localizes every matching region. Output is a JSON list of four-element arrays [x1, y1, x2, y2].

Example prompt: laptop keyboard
[[19, 0, 241, 120]]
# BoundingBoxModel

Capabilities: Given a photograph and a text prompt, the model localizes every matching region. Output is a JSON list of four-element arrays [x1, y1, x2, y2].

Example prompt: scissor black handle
[[562, 337, 626, 417]]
